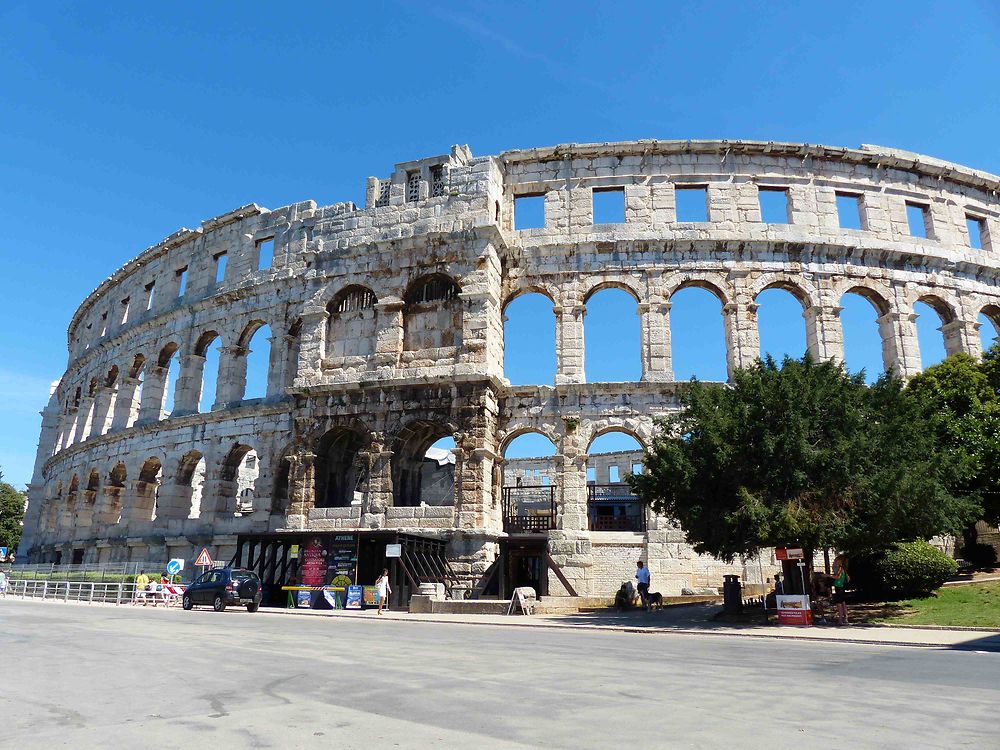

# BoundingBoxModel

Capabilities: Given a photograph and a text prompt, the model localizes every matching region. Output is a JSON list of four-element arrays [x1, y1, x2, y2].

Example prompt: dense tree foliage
[[0, 470, 26, 551], [630, 356, 979, 562]]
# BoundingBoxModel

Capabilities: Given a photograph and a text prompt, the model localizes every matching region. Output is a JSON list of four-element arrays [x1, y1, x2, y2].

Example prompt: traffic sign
[[0, 547, 8, 561], [194, 548, 214, 566], [166, 558, 185, 575]]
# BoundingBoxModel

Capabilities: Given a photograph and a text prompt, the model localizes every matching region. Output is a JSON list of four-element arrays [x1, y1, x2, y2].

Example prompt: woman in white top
[[375, 568, 391, 614]]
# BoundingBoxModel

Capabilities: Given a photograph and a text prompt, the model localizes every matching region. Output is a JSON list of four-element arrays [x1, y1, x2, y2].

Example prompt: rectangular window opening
[[758, 187, 790, 224], [966, 215, 986, 250], [99, 311, 108, 337], [406, 170, 421, 202], [675, 186, 709, 222], [120, 297, 130, 326], [176, 267, 188, 297], [214, 253, 227, 284], [514, 194, 546, 230], [144, 282, 155, 311], [906, 202, 930, 238], [586, 466, 597, 484], [430, 165, 445, 197], [836, 193, 864, 230], [609, 465, 621, 483], [631, 462, 643, 475], [592, 187, 625, 224], [257, 238, 275, 270], [541, 475, 551, 486]]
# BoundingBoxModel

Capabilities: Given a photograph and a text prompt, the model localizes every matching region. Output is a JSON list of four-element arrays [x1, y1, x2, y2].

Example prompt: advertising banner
[[776, 594, 812, 626], [300, 537, 327, 587], [346, 585, 363, 609]]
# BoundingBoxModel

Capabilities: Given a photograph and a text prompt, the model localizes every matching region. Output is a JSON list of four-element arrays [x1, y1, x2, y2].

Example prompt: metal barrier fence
[[2, 579, 185, 606], [5, 561, 173, 583]]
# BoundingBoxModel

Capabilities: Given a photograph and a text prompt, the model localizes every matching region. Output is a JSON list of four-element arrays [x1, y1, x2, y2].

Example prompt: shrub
[[877, 540, 958, 597], [960, 542, 998, 568]]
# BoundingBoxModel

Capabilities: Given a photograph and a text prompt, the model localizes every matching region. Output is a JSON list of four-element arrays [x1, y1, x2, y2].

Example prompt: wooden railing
[[502, 485, 557, 533], [587, 484, 646, 532]]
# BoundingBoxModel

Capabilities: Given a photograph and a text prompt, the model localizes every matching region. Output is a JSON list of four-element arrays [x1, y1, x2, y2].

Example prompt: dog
[[645, 591, 663, 610]]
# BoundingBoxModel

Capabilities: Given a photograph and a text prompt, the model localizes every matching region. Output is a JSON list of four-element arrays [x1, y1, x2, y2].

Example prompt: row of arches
[[504, 284, 1000, 385]]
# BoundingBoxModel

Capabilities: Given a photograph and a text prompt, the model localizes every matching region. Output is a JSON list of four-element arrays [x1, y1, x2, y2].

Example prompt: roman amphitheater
[[21, 140, 1000, 605]]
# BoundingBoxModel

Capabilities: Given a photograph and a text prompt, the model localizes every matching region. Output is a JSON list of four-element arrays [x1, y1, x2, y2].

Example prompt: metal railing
[[502, 485, 557, 533], [7, 561, 170, 582], [3, 578, 185, 606], [587, 484, 647, 532]]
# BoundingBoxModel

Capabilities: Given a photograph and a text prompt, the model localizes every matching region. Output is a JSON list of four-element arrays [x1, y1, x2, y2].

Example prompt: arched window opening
[[403, 274, 462, 351], [503, 293, 556, 385], [158, 343, 180, 419], [315, 427, 368, 508], [134, 457, 162, 522], [194, 331, 221, 413], [914, 300, 949, 370], [586, 431, 645, 532], [221, 444, 259, 515], [327, 286, 378, 359], [86, 469, 100, 492], [64, 475, 80, 527], [584, 288, 641, 382], [243, 324, 272, 401], [839, 292, 885, 383], [176, 450, 207, 519], [501, 432, 558, 534], [392, 422, 456, 507], [979, 307, 1000, 354], [755, 287, 807, 362], [669, 286, 727, 381], [272, 455, 292, 514], [123, 354, 146, 429]]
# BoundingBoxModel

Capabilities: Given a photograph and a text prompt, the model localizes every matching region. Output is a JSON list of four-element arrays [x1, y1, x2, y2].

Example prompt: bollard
[[723, 574, 743, 615]]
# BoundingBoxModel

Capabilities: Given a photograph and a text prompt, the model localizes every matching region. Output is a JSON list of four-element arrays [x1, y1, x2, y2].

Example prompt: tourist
[[135, 569, 150, 605], [0, 569, 7, 597], [375, 568, 391, 615], [831, 554, 849, 626], [635, 560, 651, 610]]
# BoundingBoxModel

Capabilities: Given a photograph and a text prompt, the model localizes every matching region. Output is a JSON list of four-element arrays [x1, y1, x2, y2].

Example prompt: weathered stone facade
[[21, 140, 1000, 596]]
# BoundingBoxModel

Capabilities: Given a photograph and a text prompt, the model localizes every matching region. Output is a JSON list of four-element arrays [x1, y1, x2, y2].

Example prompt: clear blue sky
[[2, 1, 999, 486]]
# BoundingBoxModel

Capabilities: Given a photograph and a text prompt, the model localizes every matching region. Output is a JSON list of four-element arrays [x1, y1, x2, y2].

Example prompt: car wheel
[[246, 602, 259, 613], [213, 594, 226, 612], [182, 594, 193, 610]]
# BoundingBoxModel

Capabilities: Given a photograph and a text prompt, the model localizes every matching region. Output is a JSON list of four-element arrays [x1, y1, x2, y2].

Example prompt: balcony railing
[[502, 485, 557, 533], [587, 484, 647, 532]]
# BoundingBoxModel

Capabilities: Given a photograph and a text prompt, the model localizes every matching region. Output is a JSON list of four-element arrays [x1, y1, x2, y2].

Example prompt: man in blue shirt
[[635, 560, 651, 610]]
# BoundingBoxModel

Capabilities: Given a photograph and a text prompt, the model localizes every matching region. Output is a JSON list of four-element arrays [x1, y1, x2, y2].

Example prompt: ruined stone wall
[[22, 140, 1000, 596]]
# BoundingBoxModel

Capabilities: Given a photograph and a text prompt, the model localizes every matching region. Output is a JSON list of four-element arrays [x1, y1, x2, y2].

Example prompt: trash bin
[[723, 574, 743, 615]]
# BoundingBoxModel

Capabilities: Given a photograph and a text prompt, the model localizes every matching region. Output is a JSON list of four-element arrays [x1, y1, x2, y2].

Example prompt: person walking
[[135, 569, 150, 605], [375, 568, 391, 615], [635, 560, 651, 610], [0, 569, 8, 598], [831, 553, 849, 626]]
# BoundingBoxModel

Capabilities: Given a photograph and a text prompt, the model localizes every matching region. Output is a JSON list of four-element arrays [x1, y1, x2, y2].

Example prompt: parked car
[[182, 568, 262, 612]]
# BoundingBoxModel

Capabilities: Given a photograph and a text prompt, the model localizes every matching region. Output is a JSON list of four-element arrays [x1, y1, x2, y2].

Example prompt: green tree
[[629, 356, 978, 565], [0, 470, 26, 552], [905, 351, 1000, 552]]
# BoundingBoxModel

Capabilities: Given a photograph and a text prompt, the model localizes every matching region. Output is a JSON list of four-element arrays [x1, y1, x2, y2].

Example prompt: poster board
[[776, 594, 812, 626], [346, 585, 363, 609]]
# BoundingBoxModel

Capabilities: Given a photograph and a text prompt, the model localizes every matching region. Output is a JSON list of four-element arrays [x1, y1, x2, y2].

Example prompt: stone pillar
[[360, 435, 393, 524], [266, 333, 284, 398], [137, 366, 168, 423], [198, 468, 234, 522], [295, 310, 329, 382], [72, 396, 95, 443], [278, 333, 300, 390], [373, 300, 404, 367], [110, 377, 141, 431], [941, 319, 981, 358], [639, 301, 673, 382], [804, 305, 845, 363], [286, 451, 317, 528], [87, 386, 116, 439], [59, 408, 78, 449], [878, 311, 922, 378], [77, 490, 97, 530], [171, 353, 207, 415], [722, 302, 760, 377], [214, 346, 249, 407], [123, 479, 157, 526], [95, 486, 124, 526], [558, 451, 589, 532], [555, 305, 586, 384]]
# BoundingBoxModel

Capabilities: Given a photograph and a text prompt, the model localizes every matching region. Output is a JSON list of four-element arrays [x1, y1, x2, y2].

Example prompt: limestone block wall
[[21, 139, 1000, 597]]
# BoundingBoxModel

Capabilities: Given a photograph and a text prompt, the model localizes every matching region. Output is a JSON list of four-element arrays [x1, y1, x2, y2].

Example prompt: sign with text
[[776, 595, 812, 626], [385, 543, 402, 558], [346, 585, 363, 609], [300, 537, 327, 587], [775, 547, 805, 561]]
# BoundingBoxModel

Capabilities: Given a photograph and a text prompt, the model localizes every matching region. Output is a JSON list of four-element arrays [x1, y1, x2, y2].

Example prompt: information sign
[[289, 544, 299, 559], [300, 537, 327, 587], [346, 585, 363, 609], [385, 543, 402, 558], [0, 547, 8, 561], [776, 594, 812, 626], [296, 590, 312, 608], [775, 547, 805, 561]]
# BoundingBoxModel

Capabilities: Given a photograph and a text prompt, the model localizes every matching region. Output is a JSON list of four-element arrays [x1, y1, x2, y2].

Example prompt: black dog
[[645, 591, 664, 610]]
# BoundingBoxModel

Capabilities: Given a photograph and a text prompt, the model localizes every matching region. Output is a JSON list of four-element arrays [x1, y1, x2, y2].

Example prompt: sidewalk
[[258, 601, 1000, 651]]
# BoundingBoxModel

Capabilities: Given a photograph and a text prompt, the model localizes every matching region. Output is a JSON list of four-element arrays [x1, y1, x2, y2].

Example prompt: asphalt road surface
[[1, 600, 997, 749]]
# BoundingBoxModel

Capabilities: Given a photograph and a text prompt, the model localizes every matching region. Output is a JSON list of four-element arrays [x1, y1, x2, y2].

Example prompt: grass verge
[[858, 581, 1000, 628]]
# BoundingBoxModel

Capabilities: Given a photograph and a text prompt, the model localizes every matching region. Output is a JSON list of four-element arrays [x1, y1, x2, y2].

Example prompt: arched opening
[[669, 285, 727, 381], [176, 450, 207, 519], [190, 331, 220, 413], [501, 431, 559, 534], [503, 292, 556, 385], [584, 287, 641, 382], [86, 469, 100, 492], [105, 464, 127, 526], [272, 454, 292, 515], [242, 323, 272, 401], [64, 474, 80, 528], [132, 456, 162, 522], [914, 298, 952, 370], [159, 343, 180, 419], [979, 306, 1000, 354], [122, 354, 146, 429], [327, 286, 378, 359], [755, 286, 807, 362], [221, 444, 259, 515], [392, 422, 456, 507], [93, 365, 119, 437], [314, 427, 369, 508], [586, 431, 646, 532], [839, 291, 886, 383], [403, 274, 462, 351]]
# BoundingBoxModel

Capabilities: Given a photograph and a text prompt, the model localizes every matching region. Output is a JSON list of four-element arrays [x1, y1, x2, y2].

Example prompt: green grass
[[868, 581, 1000, 628]]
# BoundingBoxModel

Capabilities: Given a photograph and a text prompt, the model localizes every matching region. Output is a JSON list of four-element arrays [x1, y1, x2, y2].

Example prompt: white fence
[[3, 579, 185, 606]]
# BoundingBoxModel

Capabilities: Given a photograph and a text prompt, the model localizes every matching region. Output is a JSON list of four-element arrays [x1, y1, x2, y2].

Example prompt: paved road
[[1, 600, 997, 749]]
